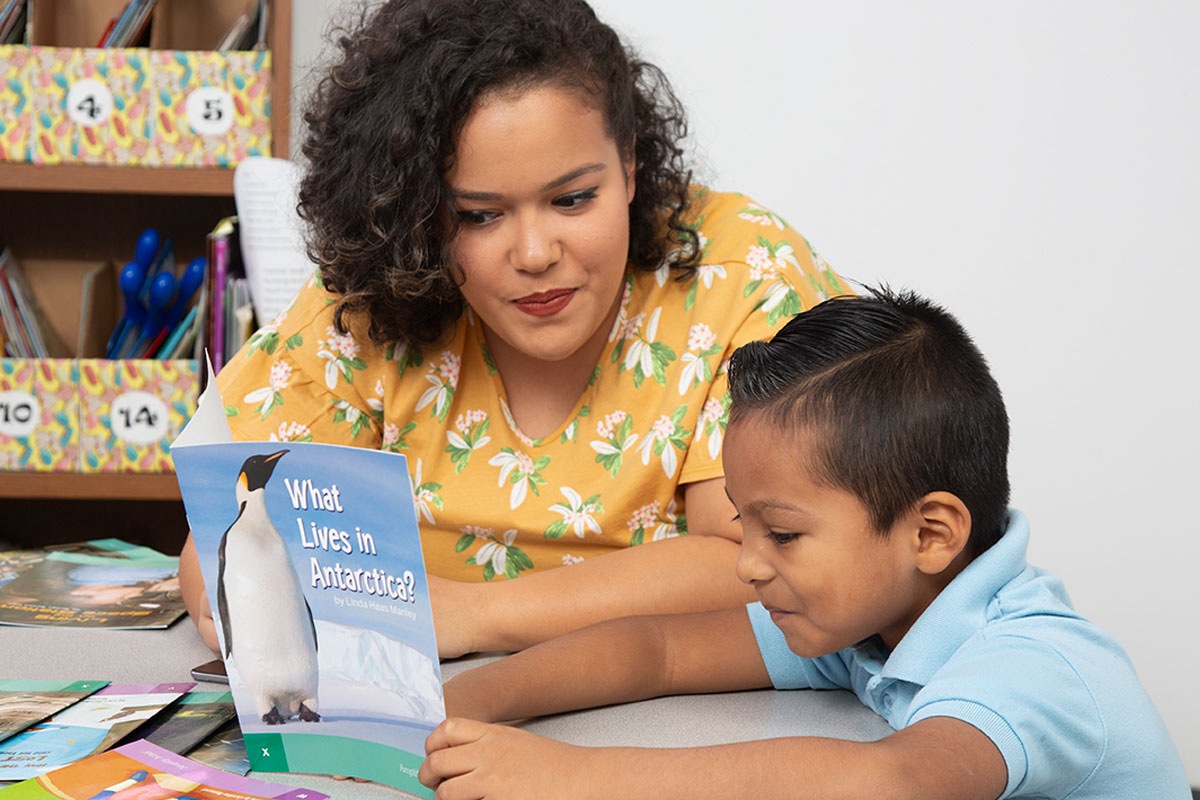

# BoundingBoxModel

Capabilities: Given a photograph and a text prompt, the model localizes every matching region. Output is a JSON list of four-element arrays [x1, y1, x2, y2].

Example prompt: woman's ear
[[912, 492, 972, 575]]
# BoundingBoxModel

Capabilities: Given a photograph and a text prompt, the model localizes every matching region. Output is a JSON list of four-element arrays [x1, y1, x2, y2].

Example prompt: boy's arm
[[445, 606, 771, 723], [420, 716, 1007, 800]]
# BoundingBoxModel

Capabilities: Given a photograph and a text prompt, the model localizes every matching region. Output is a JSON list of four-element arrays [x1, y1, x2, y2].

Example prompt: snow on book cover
[[171, 368, 443, 797]]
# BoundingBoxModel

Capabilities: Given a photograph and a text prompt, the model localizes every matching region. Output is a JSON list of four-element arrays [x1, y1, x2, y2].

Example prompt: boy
[[419, 290, 1190, 799]]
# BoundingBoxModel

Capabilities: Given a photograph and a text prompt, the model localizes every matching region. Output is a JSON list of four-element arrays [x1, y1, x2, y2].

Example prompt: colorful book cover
[[0, 684, 194, 781], [184, 718, 250, 776], [0, 682, 110, 744], [0, 550, 184, 630], [114, 691, 236, 757], [0, 739, 327, 800], [171, 368, 443, 797], [0, 540, 154, 590]]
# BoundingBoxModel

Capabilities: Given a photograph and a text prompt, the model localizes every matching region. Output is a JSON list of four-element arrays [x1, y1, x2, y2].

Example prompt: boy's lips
[[514, 288, 575, 317]]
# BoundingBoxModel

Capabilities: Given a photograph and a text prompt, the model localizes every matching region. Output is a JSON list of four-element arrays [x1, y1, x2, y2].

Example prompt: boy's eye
[[553, 187, 598, 210], [767, 531, 798, 545], [457, 209, 497, 226]]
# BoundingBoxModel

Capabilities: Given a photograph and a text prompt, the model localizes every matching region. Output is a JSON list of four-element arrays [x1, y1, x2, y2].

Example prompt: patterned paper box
[[0, 45, 31, 163], [0, 359, 80, 472], [147, 49, 271, 167], [77, 358, 198, 472], [27, 47, 112, 164]]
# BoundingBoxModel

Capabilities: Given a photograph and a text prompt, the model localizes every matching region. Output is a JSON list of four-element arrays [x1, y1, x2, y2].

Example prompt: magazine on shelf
[[170, 363, 444, 797], [0, 739, 327, 800]]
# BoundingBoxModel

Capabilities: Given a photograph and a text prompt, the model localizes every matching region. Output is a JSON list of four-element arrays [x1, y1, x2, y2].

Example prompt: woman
[[180, 0, 846, 658]]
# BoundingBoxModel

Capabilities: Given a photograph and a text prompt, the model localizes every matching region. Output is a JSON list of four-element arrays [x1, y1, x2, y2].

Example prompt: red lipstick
[[514, 288, 575, 317]]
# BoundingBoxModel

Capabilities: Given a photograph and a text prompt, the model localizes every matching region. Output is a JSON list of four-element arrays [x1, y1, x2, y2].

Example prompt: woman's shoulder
[[686, 186, 814, 265]]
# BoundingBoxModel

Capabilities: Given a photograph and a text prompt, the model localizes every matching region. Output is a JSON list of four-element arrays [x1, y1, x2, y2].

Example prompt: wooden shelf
[[0, 472, 182, 500], [0, 162, 235, 196]]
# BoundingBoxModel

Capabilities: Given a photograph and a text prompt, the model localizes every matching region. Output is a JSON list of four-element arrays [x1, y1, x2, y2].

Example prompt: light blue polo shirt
[[746, 509, 1190, 799]]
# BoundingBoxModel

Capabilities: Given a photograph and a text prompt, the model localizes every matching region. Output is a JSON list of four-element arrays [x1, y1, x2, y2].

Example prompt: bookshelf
[[0, 0, 292, 552]]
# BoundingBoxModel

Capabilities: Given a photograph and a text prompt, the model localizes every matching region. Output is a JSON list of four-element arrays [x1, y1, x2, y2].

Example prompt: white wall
[[291, 0, 1200, 779]]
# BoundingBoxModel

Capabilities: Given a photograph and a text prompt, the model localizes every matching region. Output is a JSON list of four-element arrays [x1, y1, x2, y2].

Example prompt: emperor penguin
[[217, 450, 321, 725]]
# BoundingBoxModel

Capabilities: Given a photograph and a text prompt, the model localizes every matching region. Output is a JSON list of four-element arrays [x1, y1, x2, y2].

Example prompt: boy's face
[[724, 415, 929, 655]]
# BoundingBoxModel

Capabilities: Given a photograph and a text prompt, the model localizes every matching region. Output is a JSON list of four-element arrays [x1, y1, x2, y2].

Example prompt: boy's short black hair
[[727, 288, 1010, 557]]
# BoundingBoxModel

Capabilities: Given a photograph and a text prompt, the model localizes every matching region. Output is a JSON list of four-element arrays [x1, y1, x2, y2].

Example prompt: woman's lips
[[514, 288, 575, 317]]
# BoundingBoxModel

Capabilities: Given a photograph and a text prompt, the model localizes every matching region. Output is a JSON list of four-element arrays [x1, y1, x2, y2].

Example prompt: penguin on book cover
[[217, 449, 321, 725]]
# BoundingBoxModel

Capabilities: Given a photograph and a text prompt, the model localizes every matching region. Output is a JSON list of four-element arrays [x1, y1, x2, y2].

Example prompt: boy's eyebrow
[[724, 488, 811, 517], [451, 163, 607, 201]]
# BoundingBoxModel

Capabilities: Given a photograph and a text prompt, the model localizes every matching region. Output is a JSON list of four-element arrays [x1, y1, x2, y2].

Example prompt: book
[[0, 546, 185, 630], [206, 217, 239, 373], [170, 366, 443, 797], [0, 681, 110, 744], [0, 540, 170, 591], [0, 739, 327, 800], [0, 684, 193, 781], [185, 717, 251, 775], [113, 690, 237, 756]]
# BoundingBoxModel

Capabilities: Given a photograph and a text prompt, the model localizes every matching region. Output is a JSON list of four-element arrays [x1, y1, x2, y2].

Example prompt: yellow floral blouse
[[216, 188, 846, 581]]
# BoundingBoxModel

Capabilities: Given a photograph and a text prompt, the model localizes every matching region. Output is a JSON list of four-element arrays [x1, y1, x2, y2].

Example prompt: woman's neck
[[483, 289, 623, 441]]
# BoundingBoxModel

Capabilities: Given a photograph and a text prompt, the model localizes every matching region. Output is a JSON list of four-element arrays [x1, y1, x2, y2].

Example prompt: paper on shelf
[[233, 156, 314, 326]]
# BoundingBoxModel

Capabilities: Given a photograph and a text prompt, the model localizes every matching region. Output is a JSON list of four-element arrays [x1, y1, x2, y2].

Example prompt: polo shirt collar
[[876, 508, 1031, 685]]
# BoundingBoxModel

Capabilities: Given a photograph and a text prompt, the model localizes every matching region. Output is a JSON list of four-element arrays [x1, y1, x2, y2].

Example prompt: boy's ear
[[911, 492, 971, 575]]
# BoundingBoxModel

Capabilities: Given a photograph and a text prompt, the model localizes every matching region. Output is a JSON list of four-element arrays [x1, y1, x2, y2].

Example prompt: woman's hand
[[420, 718, 594, 799]]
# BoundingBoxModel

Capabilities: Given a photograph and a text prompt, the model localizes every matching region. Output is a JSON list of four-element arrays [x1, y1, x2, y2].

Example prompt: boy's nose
[[735, 540, 774, 585]]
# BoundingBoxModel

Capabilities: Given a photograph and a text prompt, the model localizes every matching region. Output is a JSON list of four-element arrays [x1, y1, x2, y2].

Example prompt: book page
[[233, 157, 314, 326]]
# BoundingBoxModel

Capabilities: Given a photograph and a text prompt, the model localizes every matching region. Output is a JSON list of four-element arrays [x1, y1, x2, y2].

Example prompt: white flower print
[[590, 410, 639, 477], [368, 377, 385, 414], [316, 325, 365, 390], [268, 421, 312, 442], [547, 487, 603, 539], [696, 262, 727, 289], [639, 414, 679, 477], [678, 323, 719, 395], [562, 554, 584, 566], [488, 447, 549, 509], [699, 397, 725, 460], [458, 527, 533, 581], [242, 360, 291, 417], [416, 350, 460, 422], [412, 458, 443, 525]]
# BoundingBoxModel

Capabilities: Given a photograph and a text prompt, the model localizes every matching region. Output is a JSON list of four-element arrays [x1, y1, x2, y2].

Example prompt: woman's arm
[[420, 716, 1007, 800], [445, 605, 769, 723], [179, 533, 219, 654], [432, 475, 755, 658]]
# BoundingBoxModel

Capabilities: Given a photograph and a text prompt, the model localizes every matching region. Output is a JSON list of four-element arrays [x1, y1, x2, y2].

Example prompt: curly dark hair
[[299, 0, 700, 348]]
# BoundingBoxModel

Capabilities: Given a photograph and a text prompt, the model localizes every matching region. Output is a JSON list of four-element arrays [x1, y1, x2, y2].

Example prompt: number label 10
[[0, 390, 41, 438]]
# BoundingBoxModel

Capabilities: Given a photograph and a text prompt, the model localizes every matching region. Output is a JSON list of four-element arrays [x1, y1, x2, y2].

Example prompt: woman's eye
[[554, 187, 598, 210], [768, 531, 798, 545], [457, 209, 497, 226]]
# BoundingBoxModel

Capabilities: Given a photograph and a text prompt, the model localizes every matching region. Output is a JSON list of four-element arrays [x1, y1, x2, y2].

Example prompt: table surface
[[2, 619, 894, 798]]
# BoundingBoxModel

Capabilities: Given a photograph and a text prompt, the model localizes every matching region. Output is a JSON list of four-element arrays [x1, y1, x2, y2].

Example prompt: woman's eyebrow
[[451, 163, 607, 201]]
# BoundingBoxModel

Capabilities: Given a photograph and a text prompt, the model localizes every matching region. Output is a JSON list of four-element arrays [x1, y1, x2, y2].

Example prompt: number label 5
[[110, 391, 169, 445], [185, 87, 235, 136]]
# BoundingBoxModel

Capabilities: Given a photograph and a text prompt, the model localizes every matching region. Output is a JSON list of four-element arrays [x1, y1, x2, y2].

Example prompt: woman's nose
[[510, 213, 561, 273]]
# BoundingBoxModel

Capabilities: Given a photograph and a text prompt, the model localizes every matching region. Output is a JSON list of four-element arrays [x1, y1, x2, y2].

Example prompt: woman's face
[[446, 85, 635, 367]]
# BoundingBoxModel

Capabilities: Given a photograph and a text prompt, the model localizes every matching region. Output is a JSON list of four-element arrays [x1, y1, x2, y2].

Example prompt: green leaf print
[[455, 534, 475, 552], [285, 333, 303, 349], [545, 519, 568, 539], [224, 404, 238, 417], [684, 280, 698, 311]]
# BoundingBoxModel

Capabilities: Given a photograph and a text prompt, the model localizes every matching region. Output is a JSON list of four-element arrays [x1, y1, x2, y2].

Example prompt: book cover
[[0, 739, 327, 800], [114, 690, 236, 756], [0, 550, 184, 630], [185, 718, 251, 776], [0, 681, 110, 744], [0, 540, 155, 590], [0, 684, 193, 781], [171, 368, 443, 797]]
